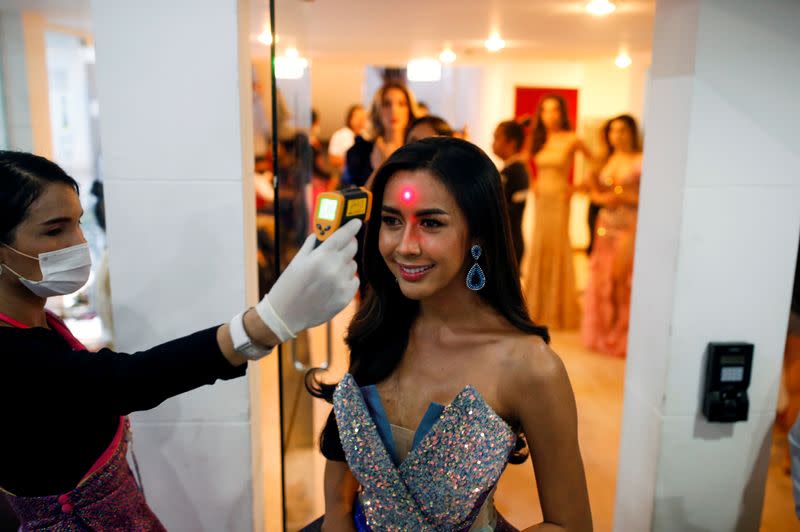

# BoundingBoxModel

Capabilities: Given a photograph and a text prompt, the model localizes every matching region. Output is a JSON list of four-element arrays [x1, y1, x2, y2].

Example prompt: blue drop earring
[[466, 245, 486, 291]]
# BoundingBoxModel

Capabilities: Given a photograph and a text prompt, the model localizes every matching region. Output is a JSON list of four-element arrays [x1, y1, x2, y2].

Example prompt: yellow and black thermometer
[[313, 187, 372, 246]]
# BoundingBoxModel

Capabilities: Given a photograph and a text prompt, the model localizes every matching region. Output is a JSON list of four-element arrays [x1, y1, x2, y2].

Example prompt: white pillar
[[615, 1, 800, 531], [90, 1, 268, 530], [0, 11, 53, 155]]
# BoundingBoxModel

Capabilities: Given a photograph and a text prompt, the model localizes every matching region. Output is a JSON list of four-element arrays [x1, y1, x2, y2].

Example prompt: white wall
[[311, 61, 366, 138], [0, 11, 53, 156], [91, 0, 265, 530], [615, 1, 800, 530], [581, 53, 651, 126]]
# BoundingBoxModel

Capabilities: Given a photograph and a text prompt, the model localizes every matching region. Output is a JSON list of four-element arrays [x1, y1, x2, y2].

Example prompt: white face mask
[[1, 242, 92, 298]]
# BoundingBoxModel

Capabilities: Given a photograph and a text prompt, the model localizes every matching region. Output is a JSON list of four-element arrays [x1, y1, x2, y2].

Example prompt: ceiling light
[[439, 48, 457, 64], [484, 33, 506, 52], [586, 0, 617, 16], [274, 49, 308, 80], [258, 29, 277, 46], [407, 58, 442, 82], [615, 51, 632, 68]]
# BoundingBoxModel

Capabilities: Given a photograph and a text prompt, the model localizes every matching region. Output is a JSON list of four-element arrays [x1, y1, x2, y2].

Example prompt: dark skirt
[[4, 418, 165, 531]]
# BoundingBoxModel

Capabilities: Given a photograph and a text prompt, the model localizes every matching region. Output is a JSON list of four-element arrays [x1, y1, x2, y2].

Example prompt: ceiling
[[259, 0, 655, 63], [1, 0, 655, 63]]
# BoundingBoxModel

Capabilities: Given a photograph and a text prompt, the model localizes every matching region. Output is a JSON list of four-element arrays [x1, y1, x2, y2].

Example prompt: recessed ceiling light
[[275, 49, 308, 80], [484, 33, 506, 53], [407, 58, 442, 82], [439, 48, 457, 64], [615, 51, 632, 68], [586, 0, 617, 16], [258, 29, 277, 45]]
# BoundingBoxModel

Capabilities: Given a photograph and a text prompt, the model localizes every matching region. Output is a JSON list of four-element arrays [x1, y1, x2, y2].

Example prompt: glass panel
[[0, 54, 8, 149], [268, 1, 325, 529], [43, 31, 108, 348]]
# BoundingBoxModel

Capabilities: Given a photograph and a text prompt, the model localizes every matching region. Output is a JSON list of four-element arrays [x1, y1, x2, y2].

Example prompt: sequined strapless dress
[[334, 373, 519, 531]]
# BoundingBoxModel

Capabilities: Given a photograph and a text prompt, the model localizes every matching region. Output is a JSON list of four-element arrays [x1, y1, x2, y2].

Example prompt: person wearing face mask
[[0, 150, 361, 530]]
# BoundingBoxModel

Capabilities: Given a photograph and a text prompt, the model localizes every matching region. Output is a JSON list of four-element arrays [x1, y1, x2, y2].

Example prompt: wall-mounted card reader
[[702, 342, 753, 423]]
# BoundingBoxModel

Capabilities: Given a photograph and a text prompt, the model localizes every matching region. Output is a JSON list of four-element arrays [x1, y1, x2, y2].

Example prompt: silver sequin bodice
[[334, 373, 517, 531]]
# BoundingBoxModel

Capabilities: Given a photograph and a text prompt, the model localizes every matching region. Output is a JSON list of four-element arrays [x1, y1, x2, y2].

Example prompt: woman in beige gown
[[523, 95, 591, 330]]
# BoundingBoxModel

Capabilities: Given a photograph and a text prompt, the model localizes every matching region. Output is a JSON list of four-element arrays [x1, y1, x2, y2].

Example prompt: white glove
[[255, 218, 361, 343]]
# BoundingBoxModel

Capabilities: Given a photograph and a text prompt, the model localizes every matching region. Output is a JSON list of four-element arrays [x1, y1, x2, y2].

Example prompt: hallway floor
[[494, 331, 799, 531]]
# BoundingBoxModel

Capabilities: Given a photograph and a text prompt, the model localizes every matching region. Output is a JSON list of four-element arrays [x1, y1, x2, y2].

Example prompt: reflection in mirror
[[271, 15, 320, 531], [263, 1, 653, 530], [263, 1, 796, 530]]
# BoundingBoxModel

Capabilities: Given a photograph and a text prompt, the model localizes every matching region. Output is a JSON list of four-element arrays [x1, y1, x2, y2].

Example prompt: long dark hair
[[532, 94, 572, 155], [307, 137, 549, 463], [603, 114, 641, 156], [0, 151, 79, 244]]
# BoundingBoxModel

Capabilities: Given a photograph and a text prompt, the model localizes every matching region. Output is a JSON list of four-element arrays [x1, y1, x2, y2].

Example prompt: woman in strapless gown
[[306, 138, 592, 531], [522, 95, 592, 330], [582, 115, 642, 357]]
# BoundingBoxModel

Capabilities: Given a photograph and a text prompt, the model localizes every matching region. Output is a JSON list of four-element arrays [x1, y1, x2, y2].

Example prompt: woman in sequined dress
[[306, 138, 592, 531], [581, 115, 642, 358]]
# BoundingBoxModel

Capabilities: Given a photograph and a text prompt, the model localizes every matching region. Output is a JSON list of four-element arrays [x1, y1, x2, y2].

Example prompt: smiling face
[[379, 169, 470, 301]]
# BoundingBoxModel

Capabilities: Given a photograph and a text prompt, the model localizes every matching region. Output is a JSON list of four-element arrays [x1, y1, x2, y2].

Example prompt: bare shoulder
[[509, 335, 565, 380], [498, 335, 576, 422], [496, 335, 570, 404]]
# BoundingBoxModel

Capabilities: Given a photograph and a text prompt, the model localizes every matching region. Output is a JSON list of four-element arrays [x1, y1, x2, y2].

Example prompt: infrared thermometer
[[313, 187, 373, 246]]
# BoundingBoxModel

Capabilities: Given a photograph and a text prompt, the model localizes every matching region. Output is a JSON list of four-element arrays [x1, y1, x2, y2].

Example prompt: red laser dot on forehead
[[401, 188, 415, 204]]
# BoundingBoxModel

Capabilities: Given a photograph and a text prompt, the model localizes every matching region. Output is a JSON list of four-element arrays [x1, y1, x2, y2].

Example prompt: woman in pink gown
[[581, 115, 642, 357]]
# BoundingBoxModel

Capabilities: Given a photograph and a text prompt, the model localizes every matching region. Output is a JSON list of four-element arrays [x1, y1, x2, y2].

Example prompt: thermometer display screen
[[318, 198, 339, 221]]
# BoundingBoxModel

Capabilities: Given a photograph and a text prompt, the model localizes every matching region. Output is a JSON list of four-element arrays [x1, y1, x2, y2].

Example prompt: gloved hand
[[255, 219, 361, 343]]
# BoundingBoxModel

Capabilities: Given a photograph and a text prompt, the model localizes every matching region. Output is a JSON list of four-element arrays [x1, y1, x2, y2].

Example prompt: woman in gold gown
[[522, 95, 592, 330]]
